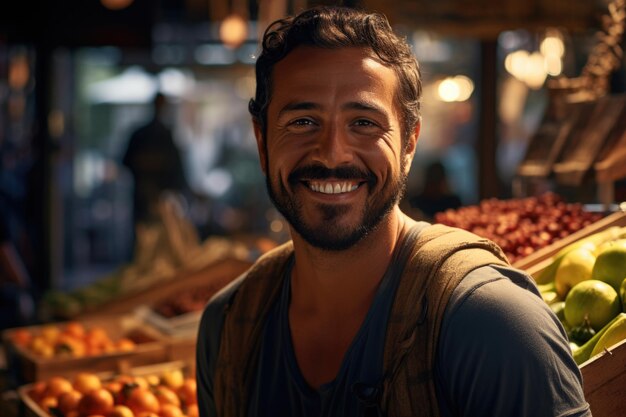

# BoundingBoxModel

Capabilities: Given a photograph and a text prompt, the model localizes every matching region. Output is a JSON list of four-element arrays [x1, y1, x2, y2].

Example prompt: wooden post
[[477, 39, 499, 199]]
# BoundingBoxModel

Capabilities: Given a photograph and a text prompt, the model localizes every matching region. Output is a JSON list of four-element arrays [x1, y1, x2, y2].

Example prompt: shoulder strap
[[382, 224, 510, 417], [213, 241, 294, 417]]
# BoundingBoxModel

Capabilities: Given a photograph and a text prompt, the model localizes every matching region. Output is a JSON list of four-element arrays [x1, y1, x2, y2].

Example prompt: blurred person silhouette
[[0, 197, 35, 329], [122, 92, 189, 232], [408, 160, 461, 221]]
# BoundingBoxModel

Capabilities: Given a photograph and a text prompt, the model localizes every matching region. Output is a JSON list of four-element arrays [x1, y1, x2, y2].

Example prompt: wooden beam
[[477, 39, 499, 199]]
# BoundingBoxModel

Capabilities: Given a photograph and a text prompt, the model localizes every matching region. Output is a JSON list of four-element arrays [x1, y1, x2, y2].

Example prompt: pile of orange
[[28, 369, 198, 417], [10, 322, 136, 359]]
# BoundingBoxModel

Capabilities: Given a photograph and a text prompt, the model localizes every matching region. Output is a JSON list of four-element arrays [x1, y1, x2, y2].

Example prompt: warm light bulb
[[453, 75, 474, 101], [101, 0, 134, 10], [544, 54, 563, 76], [438, 78, 460, 102], [524, 52, 548, 89], [220, 14, 248, 49]]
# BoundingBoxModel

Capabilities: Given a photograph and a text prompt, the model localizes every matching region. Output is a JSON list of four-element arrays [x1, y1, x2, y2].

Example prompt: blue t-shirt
[[250, 258, 395, 416], [197, 262, 591, 417]]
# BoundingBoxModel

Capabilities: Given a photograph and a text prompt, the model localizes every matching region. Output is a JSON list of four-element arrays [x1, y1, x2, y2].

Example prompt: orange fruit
[[160, 403, 184, 417], [177, 378, 197, 406], [38, 395, 58, 412], [64, 321, 86, 339], [116, 338, 136, 352], [57, 390, 83, 415], [78, 387, 115, 416], [186, 403, 199, 417], [28, 381, 47, 402], [154, 386, 180, 407], [126, 387, 160, 415], [107, 404, 135, 417], [45, 376, 73, 397], [160, 369, 184, 389], [73, 372, 102, 394], [40, 325, 60, 344], [132, 376, 149, 390], [56, 334, 86, 357], [11, 328, 32, 347]]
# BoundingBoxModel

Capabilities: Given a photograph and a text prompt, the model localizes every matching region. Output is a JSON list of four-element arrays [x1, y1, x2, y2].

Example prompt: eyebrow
[[277, 100, 388, 119], [342, 101, 388, 118], [277, 102, 320, 119]]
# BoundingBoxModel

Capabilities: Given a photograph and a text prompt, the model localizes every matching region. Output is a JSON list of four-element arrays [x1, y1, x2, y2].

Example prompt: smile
[[307, 181, 359, 194]]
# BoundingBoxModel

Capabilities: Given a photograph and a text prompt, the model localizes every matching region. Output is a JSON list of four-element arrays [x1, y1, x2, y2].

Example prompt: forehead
[[269, 46, 399, 108]]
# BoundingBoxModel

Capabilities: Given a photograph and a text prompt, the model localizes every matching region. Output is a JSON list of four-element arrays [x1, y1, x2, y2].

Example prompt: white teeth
[[308, 182, 358, 194]]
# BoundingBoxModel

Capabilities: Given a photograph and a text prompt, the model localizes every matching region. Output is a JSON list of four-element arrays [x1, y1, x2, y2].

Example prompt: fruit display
[[8, 322, 139, 360], [153, 286, 219, 319], [23, 366, 197, 417], [434, 192, 604, 264], [42, 196, 253, 318], [535, 225, 626, 365], [2, 316, 172, 383]]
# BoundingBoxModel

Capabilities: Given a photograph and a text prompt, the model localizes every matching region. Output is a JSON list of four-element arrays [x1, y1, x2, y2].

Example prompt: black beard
[[265, 161, 408, 251]]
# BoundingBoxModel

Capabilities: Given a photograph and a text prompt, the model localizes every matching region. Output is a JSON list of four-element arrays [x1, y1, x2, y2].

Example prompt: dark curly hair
[[248, 6, 422, 147]]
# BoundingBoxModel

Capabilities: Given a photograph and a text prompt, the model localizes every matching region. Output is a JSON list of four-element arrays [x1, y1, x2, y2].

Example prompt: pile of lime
[[537, 230, 626, 365]]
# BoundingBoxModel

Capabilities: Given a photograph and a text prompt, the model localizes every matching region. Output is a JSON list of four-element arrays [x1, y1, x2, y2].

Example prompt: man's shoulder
[[435, 265, 590, 417], [199, 241, 293, 332], [200, 272, 247, 329]]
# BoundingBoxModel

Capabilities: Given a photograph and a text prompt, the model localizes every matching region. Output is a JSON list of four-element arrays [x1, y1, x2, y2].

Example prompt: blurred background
[[1, 0, 625, 316]]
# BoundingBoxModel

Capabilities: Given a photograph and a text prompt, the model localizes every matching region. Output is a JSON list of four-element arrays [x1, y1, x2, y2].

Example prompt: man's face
[[255, 46, 418, 250]]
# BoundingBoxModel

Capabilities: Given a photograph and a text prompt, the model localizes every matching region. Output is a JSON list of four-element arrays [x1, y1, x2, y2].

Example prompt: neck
[[289, 207, 416, 317]]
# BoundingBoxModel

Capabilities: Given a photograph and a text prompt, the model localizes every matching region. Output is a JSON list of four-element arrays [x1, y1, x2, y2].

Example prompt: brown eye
[[292, 118, 314, 126], [353, 119, 375, 127]]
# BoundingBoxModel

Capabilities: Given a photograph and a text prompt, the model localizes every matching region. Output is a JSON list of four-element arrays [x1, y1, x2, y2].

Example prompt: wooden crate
[[18, 360, 190, 417], [2, 314, 169, 383], [134, 305, 199, 374], [580, 339, 626, 417], [164, 334, 198, 377], [513, 210, 626, 275], [523, 226, 626, 417]]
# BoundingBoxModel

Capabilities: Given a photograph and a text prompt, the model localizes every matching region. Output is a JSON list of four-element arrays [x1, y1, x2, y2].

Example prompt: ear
[[253, 120, 268, 175], [403, 121, 420, 175]]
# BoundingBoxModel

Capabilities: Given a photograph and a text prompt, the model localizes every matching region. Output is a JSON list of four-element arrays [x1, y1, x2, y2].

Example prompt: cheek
[[366, 142, 403, 182], [266, 141, 306, 180]]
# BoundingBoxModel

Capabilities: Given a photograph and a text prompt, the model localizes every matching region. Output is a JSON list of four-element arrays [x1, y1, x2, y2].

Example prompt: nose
[[311, 125, 354, 168]]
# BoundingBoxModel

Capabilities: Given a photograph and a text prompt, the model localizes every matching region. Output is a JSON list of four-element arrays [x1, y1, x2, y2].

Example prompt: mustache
[[288, 164, 376, 185]]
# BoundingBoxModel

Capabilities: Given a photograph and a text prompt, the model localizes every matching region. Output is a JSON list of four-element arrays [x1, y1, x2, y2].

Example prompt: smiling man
[[196, 6, 591, 417]]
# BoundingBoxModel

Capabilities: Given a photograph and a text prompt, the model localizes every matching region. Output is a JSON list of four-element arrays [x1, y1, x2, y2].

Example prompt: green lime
[[592, 239, 626, 293], [555, 247, 596, 298], [564, 280, 621, 331]]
